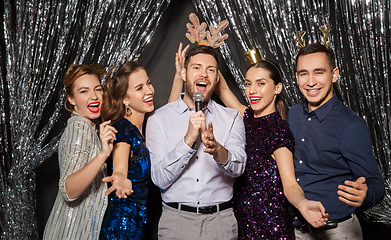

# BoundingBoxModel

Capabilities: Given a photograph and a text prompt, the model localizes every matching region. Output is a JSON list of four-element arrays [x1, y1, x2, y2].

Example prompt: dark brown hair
[[295, 42, 336, 71], [63, 64, 100, 112], [100, 61, 145, 124], [248, 60, 287, 120], [184, 45, 219, 69]]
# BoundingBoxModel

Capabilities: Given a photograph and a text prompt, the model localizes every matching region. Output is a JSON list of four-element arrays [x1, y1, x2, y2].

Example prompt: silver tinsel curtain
[[193, 0, 390, 224], [0, 0, 170, 238]]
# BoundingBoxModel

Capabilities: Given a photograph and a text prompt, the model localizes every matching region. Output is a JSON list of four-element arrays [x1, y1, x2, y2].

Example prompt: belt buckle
[[196, 206, 201, 214]]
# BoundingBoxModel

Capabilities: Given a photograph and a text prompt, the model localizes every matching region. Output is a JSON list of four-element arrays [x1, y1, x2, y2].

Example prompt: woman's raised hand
[[99, 120, 117, 158]]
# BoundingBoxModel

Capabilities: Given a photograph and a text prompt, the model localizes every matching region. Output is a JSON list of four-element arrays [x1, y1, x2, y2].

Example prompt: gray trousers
[[295, 214, 363, 240], [158, 202, 238, 240]]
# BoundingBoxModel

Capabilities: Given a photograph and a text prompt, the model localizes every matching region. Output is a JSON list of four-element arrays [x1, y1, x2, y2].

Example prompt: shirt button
[[196, 179, 199, 182], [308, 117, 311, 121], [299, 160, 303, 164], [196, 156, 199, 159], [301, 138, 305, 142], [197, 201, 200, 205], [297, 178, 300, 182]]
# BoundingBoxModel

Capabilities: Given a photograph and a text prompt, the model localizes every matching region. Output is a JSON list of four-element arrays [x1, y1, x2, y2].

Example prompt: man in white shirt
[[146, 45, 247, 240]]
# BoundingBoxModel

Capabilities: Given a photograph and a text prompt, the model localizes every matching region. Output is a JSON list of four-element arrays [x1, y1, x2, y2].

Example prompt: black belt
[[317, 214, 352, 230], [165, 201, 233, 214], [297, 214, 352, 232]]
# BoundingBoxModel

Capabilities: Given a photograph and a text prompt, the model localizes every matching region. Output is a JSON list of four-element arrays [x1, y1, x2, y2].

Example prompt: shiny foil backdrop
[[0, 0, 390, 239], [192, 0, 390, 224], [0, 0, 171, 239]]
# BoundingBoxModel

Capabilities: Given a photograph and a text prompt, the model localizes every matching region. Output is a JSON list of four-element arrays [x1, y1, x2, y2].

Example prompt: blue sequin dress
[[100, 118, 150, 240], [234, 109, 295, 240]]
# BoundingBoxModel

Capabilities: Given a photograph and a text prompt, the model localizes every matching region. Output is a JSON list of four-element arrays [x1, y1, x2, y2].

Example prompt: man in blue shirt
[[288, 42, 384, 239]]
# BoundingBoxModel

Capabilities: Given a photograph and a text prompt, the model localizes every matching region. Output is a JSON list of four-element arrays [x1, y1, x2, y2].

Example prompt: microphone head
[[192, 92, 204, 102]]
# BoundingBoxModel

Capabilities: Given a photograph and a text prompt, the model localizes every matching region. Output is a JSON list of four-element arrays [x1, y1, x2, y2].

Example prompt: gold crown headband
[[185, 13, 229, 48], [243, 47, 283, 81], [296, 23, 331, 50], [245, 48, 263, 66]]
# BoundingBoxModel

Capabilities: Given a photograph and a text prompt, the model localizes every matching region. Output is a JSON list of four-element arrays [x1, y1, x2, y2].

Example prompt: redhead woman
[[43, 64, 117, 239], [99, 61, 154, 240]]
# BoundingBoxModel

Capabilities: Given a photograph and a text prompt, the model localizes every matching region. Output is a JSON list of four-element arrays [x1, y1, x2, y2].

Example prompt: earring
[[125, 103, 132, 116], [67, 98, 75, 105]]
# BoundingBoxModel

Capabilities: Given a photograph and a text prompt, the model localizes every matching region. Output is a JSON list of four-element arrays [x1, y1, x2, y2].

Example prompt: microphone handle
[[195, 101, 202, 112]]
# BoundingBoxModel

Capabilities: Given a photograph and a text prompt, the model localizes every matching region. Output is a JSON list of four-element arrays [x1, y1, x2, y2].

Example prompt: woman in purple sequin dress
[[216, 60, 329, 239]]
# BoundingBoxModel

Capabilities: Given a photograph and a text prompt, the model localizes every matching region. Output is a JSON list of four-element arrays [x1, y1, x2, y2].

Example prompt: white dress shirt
[[146, 94, 246, 207]]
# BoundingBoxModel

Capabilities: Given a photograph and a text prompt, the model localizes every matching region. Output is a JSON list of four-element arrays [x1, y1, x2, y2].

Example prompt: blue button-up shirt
[[287, 95, 384, 220]]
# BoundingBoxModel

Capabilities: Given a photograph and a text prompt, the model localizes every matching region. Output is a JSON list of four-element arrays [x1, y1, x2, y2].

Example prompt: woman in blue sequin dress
[[99, 61, 155, 240], [215, 60, 329, 239]]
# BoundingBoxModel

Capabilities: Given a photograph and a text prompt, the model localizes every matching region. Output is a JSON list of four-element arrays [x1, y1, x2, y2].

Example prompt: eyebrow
[[78, 86, 89, 91], [255, 78, 267, 82], [314, 68, 327, 72], [297, 68, 327, 74], [134, 80, 149, 89], [296, 69, 308, 74], [190, 63, 217, 68], [135, 83, 143, 89], [245, 78, 267, 82]]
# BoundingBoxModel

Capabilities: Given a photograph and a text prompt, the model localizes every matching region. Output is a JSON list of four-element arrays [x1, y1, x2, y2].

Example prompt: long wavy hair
[[100, 61, 145, 124], [248, 60, 287, 119], [63, 64, 100, 113]]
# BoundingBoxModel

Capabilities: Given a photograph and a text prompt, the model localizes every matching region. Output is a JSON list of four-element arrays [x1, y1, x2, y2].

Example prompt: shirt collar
[[303, 95, 338, 122], [177, 93, 213, 115]]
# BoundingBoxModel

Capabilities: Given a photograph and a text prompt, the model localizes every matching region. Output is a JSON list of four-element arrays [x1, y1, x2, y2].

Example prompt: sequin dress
[[43, 114, 107, 240], [234, 109, 295, 240], [99, 118, 151, 240]]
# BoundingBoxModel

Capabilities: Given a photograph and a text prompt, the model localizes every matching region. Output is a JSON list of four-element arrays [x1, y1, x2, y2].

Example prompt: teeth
[[308, 89, 319, 93], [196, 82, 207, 86], [88, 103, 99, 107], [250, 97, 261, 101]]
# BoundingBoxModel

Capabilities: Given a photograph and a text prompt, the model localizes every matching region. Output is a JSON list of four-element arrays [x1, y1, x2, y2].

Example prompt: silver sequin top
[[43, 114, 108, 240]]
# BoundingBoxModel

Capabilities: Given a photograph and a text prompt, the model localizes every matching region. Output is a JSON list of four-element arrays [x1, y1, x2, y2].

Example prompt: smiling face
[[67, 74, 103, 122], [245, 66, 282, 118], [122, 68, 155, 116], [182, 53, 219, 108], [296, 52, 339, 112]]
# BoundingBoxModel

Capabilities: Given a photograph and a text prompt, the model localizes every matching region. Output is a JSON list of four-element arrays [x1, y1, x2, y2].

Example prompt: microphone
[[193, 92, 204, 112]]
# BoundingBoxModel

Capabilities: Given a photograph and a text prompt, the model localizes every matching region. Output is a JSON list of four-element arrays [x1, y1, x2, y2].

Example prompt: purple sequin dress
[[234, 109, 295, 240]]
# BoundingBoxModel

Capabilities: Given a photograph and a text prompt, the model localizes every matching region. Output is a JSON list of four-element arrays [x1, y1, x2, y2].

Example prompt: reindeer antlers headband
[[296, 24, 331, 50], [185, 13, 229, 49], [88, 63, 105, 78]]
